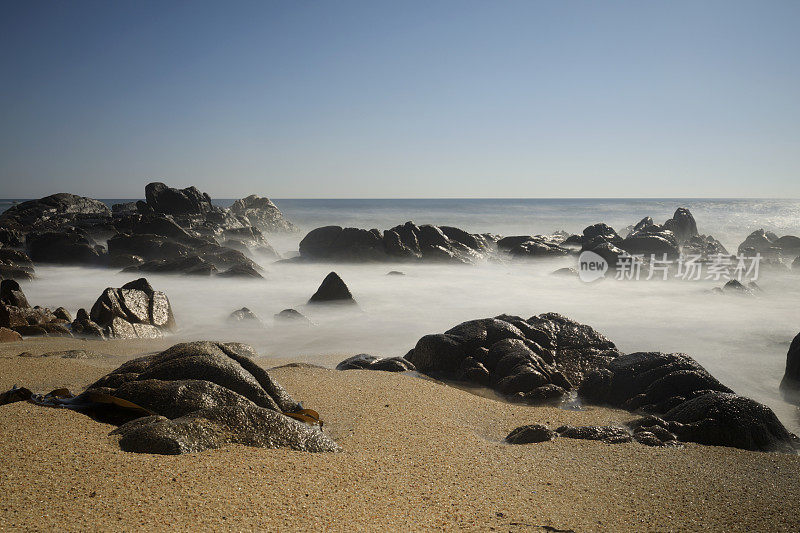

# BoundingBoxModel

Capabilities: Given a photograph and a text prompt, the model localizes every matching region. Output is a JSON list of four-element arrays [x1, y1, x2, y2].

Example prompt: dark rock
[[582, 224, 622, 247], [737, 229, 779, 256], [274, 308, 312, 324], [682, 234, 729, 258], [217, 263, 263, 278], [722, 279, 755, 296], [555, 425, 632, 444], [124, 256, 217, 276], [0, 193, 111, 233], [1, 279, 30, 308], [336, 354, 415, 372], [53, 307, 72, 322], [779, 332, 800, 393], [0, 228, 24, 248], [229, 195, 297, 233], [505, 424, 557, 444], [387, 271, 405, 276], [621, 226, 680, 259], [26, 230, 105, 265], [405, 314, 617, 402], [663, 207, 698, 243], [663, 392, 797, 453], [228, 307, 261, 323], [775, 235, 800, 257], [145, 182, 214, 216], [498, 235, 570, 258], [578, 351, 733, 413], [308, 272, 356, 304]]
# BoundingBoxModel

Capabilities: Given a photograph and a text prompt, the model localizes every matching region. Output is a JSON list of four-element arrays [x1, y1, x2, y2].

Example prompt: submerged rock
[[228, 307, 261, 323], [308, 272, 356, 304], [336, 354, 416, 372], [274, 308, 312, 324]]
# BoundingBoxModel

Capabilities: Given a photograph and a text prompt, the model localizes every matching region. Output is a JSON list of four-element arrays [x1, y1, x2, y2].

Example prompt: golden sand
[[1, 338, 798, 532]]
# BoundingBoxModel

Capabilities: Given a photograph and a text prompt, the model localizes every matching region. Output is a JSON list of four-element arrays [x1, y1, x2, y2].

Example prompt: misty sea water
[[3, 197, 800, 433]]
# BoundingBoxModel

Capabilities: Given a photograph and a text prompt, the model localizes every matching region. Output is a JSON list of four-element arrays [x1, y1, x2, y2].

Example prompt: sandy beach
[[1, 338, 798, 532]]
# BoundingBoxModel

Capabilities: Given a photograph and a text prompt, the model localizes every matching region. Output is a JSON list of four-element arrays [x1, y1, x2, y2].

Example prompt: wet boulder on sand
[[0, 341, 339, 455], [579, 351, 798, 452]]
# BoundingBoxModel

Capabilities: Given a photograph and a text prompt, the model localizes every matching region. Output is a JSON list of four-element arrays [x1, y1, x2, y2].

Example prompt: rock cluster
[[299, 222, 492, 264], [737, 229, 800, 261], [412, 313, 798, 453], [405, 313, 619, 403], [0, 182, 295, 276]]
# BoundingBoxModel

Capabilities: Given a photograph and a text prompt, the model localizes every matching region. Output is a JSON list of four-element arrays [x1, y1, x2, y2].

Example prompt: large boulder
[[405, 313, 618, 403], [578, 351, 797, 453], [737, 229, 780, 256], [308, 272, 356, 304], [663, 207, 698, 243], [229, 195, 297, 233], [779, 332, 800, 395], [145, 182, 215, 216], [620, 225, 680, 259], [73, 341, 339, 454], [582, 224, 623, 247], [26, 230, 106, 265], [86, 278, 175, 339], [578, 351, 733, 413]]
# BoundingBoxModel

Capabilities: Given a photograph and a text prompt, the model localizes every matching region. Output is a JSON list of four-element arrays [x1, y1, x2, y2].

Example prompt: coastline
[[1, 337, 798, 532]]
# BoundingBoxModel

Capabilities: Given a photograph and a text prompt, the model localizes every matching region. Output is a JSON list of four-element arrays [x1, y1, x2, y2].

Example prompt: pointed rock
[[308, 272, 356, 304]]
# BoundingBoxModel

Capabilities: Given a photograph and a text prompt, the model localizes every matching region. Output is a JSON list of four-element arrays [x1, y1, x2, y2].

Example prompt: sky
[[1, 0, 798, 199]]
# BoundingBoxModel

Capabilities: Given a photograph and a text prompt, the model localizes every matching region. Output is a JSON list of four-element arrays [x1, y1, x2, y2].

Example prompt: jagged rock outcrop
[[308, 272, 356, 304], [405, 313, 619, 403], [497, 235, 570, 258], [0, 248, 35, 281], [0, 193, 112, 235], [84, 278, 175, 339], [229, 195, 297, 233], [0, 279, 71, 337], [336, 354, 416, 372]]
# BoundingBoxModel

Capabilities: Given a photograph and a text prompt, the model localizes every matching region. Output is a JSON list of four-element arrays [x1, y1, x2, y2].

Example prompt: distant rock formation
[[230, 195, 297, 233]]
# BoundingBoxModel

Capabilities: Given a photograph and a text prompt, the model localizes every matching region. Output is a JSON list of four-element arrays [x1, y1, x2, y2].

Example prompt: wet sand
[[1, 338, 798, 532]]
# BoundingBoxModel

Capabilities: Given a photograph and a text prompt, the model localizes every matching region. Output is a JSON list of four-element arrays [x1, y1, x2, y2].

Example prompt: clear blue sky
[[1, 0, 798, 198]]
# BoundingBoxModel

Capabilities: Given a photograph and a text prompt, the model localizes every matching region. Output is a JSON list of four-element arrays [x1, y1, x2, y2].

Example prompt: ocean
[[3, 198, 800, 432]]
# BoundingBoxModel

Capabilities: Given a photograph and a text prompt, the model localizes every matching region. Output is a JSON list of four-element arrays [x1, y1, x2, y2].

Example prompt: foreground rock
[[405, 313, 619, 403], [82, 278, 175, 339], [579, 351, 796, 452], [299, 222, 491, 264], [0, 280, 71, 337], [336, 354, 416, 372], [308, 272, 357, 304], [1, 341, 339, 455]]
